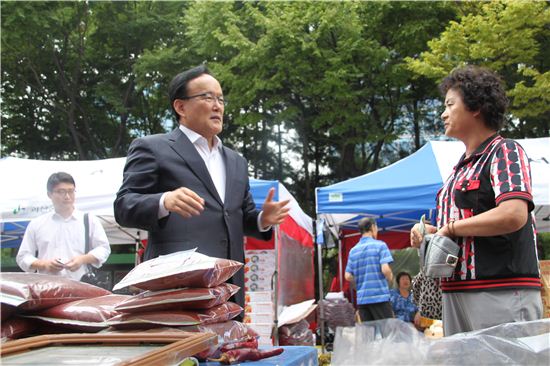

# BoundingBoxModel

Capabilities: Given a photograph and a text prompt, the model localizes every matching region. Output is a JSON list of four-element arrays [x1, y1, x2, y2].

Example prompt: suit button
[[224, 210, 229, 217]]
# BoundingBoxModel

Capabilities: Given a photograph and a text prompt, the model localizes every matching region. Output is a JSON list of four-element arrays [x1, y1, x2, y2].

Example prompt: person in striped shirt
[[345, 217, 394, 322]]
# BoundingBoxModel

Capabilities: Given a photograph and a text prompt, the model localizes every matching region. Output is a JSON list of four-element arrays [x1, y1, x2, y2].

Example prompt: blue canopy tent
[[316, 137, 549, 234], [314, 138, 549, 350], [316, 141, 449, 233]]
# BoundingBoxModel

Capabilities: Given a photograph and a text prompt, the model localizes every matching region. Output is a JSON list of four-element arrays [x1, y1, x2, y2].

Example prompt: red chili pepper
[[209, 347, 284, 364], [220, 337, 258, 352]]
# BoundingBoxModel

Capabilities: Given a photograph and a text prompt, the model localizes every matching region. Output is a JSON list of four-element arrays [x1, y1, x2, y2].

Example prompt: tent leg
[[338, 236, 343, 292], [317, 237, 325, 353], [271, 225, 280, 346]]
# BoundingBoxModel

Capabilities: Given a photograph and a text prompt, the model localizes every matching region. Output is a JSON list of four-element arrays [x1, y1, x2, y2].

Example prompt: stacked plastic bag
[[109, 248, 260, 360], [109, 249, 243, 329], [1, 272, 127, 339]]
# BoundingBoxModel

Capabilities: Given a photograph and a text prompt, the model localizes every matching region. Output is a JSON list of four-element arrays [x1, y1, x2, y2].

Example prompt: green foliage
[[2, 0, 547, 215], [406, 1, 550, 138], [1, 1, 186, 158], [539, 233, 550, 261]]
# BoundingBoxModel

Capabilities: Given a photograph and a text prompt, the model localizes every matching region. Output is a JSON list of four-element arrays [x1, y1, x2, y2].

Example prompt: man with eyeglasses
[[16, 172, 111, 280], [114, 65, 289, 309]]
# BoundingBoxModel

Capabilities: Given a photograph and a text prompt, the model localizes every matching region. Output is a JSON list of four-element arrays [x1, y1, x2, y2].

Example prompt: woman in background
[[390, 271, 421, 327]]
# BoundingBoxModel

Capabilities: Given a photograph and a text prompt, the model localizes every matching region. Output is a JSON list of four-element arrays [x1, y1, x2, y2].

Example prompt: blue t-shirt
[[389, 288, 418, 322], [345, 236, 393, 305]]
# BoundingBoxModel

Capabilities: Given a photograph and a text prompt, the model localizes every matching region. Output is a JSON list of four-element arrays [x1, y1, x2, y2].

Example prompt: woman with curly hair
[[410, 65, 542, 336]]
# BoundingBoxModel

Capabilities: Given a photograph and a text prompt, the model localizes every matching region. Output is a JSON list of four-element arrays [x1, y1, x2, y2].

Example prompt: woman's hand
[[410, 223, 436, 248]]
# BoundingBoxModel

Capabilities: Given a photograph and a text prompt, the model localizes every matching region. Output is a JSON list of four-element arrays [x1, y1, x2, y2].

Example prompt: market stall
[[1, 252, 319, 366], [315, 137, 549, 288]]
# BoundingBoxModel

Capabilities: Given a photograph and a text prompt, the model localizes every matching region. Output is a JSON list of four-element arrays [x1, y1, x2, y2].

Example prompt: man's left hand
[[260, 187, 290, 229]]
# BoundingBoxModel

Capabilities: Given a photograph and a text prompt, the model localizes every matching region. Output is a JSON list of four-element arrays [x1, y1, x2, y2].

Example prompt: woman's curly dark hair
[[439, 65, 508, 131]]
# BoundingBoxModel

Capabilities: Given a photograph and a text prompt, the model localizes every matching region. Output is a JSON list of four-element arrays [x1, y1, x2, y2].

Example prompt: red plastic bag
[[112, 250, 242, 291], [108, 302, 243, 330], [0, 273, 111, 311], [1, 303, 16, 321], [115, 283, 240, 313], [24, 294, 131, 332], [1, 316, 35, 340]]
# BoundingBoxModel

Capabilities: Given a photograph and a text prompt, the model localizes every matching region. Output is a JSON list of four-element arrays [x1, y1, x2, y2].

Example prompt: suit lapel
[[168, 128, 223, 206], [223, 147, 237, 205]]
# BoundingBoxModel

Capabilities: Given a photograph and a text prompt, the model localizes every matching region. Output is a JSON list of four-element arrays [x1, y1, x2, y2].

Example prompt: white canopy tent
[[0, 157, 313, 248], [0, 157, 142, 247]]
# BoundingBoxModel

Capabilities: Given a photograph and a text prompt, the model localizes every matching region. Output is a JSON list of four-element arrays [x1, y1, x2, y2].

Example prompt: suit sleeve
[[114, 137, 165, 231], [241, 168, 272, 241]]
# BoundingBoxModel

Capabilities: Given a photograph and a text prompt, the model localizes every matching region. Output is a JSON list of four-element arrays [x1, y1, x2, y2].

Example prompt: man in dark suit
[[114, 65, 290, 308]]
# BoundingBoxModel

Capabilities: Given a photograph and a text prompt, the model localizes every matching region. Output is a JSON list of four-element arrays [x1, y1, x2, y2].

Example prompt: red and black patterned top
[[436, 134, 540, 292]]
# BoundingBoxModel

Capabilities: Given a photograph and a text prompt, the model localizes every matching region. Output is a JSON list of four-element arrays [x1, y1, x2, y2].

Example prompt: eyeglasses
[[182, 92, 226, 106], [52, 189, 76, 196]]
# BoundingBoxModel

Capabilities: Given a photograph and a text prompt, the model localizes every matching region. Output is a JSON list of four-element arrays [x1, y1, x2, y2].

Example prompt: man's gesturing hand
[[164, 187, 205, 218], [260, 187, 290, 228]]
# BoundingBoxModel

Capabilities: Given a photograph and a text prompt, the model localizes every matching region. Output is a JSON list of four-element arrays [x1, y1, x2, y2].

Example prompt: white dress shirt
[[159, 125, 269, 231], [16, 209, 111, 280]]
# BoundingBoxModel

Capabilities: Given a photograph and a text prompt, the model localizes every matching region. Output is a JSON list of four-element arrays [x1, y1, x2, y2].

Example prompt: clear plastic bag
[[332, 318, 550, 365], [318, 298, 355, 330], [180, 320, 260, 360], [279, 319, 314, 346]]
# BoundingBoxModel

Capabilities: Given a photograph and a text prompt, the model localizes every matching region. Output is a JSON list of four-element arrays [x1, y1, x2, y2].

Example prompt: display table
[[200, 346, 318, 366]]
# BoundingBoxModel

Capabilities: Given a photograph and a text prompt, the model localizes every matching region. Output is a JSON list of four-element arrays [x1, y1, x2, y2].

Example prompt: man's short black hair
[[358, 217, 377, 234], [47, 172, 75, 193], [396, 271, 412, 285], [439, 65, 508, 131], [168, 64, 211, 122]]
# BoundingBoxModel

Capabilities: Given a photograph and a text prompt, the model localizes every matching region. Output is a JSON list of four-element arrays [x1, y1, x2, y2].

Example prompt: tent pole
[[338, 234, 343, 293], [271, 224, 280, 346], [314, 218, 326, 353], [135, 231, 141, 266]]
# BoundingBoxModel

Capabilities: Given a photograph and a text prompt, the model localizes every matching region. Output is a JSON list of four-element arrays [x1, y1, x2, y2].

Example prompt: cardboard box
[[245, 291, 273, 303], [540, 260, 550, 318], [245, 250, 276, 266], [243, 313, 274, 324], [245, 262, 276, 274], [245, 301, 274, 314], [247, 323, 273, 336]]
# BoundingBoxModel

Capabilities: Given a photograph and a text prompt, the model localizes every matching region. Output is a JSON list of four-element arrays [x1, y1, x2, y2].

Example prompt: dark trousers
[[357, 301, 394, 322]]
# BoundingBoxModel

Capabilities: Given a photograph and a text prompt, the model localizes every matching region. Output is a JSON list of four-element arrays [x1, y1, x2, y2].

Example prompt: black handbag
[[80, 213, 112, 290]]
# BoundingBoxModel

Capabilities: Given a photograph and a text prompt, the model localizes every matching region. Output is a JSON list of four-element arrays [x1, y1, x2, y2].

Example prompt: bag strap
[[83, 213, 93, 273], [84, 213, 90, 253]]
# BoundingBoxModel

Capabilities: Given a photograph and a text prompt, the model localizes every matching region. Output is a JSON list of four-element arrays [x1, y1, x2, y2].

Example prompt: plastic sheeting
[[278, 231, 314, 307], [332, 318, 550, 365]]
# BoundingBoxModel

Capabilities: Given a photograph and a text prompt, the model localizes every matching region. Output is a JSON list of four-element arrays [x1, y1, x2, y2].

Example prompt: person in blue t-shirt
[[390, 271, 421, 327], [345, 218, 394, 322]]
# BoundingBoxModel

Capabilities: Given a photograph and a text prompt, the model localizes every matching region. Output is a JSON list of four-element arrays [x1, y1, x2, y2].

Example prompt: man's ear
[[173, 99, 186, 119], [472, 109, 481, 118]]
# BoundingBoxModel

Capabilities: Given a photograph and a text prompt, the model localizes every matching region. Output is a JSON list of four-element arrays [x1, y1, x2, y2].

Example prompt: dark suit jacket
[[114, 128, 272, 307]]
